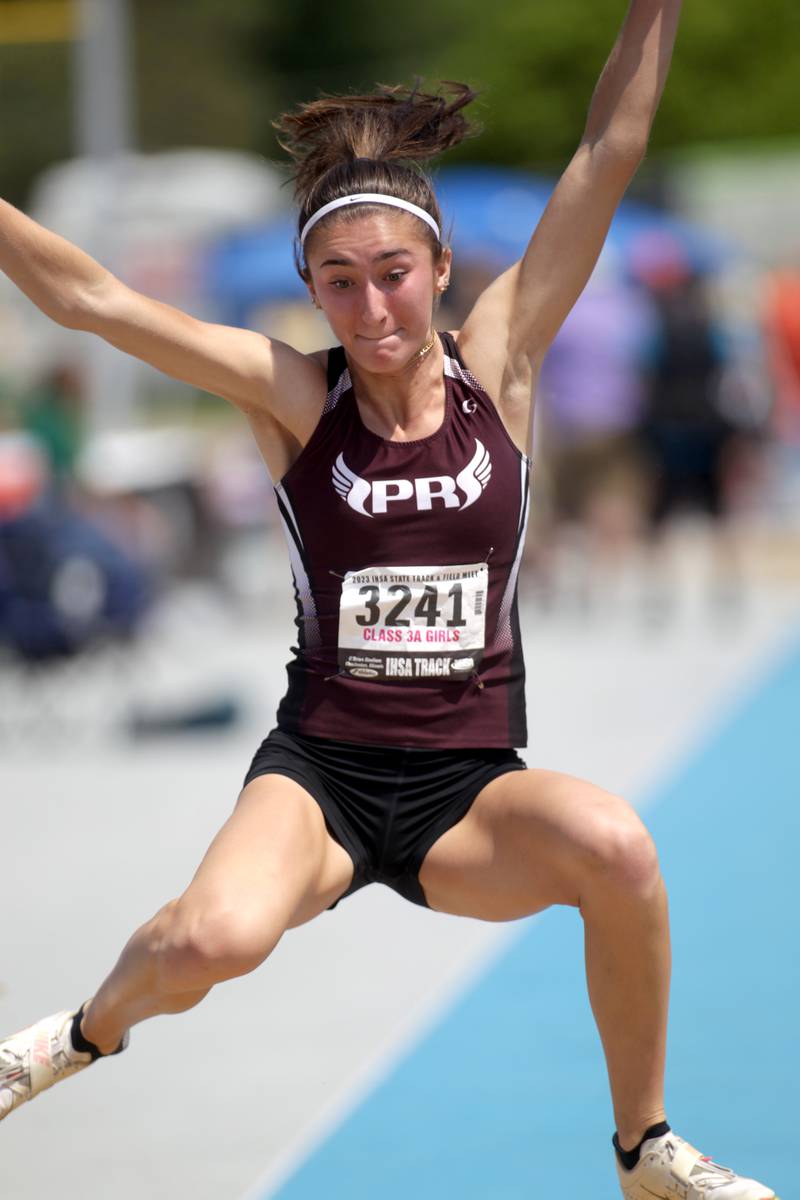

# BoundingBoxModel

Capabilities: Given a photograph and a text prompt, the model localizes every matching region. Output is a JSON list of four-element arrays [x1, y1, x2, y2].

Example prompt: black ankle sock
[[613, 1121, 671, 1171], [70, 1004, 103, 1061], [70, 1003, 128, 1061]]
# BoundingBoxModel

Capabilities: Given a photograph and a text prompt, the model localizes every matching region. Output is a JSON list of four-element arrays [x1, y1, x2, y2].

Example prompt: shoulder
[[253, 338, 327, 433], [263, 339, 347, 430], [449, 322, 538, 456], [246, 341, 337, 480], [439, 329, 486, 392], [308, 344, 351, 391]]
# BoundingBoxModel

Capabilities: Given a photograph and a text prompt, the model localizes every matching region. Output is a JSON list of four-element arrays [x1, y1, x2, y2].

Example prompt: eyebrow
[[319, 248, 411, 268]]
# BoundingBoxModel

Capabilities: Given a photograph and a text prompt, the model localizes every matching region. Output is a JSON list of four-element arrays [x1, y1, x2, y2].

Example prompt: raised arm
[[0, 199, 324, 449], [459, 0, 682, 440]]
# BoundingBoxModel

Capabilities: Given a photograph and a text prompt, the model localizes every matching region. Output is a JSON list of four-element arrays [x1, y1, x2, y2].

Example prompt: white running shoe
[[0, 1010, 94, 1120], [616, 1130, 778, 1199]]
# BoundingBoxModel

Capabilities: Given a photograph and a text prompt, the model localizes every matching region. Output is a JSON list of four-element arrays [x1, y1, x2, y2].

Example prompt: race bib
[[338, 562, 488, 682]]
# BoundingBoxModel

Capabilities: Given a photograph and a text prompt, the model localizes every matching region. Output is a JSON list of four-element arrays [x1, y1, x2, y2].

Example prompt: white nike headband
[[300, 193, 441, 249]]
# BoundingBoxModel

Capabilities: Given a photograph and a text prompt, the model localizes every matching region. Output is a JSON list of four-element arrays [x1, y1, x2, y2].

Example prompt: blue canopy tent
[[437, 167, 723, 275], [204, 214, 305, 324]]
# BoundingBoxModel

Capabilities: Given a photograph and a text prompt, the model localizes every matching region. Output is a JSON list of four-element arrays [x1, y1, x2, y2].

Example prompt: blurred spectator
[[77, 426, 216, 580], [540, 279, 656, 526], [0, 499, 152, 663], [0, 431, 151, 662], [639, 270, 731, 525], [0, 433, 48, 520], [764, 270, 800, 443], [21, 366, 84, 487], [533, 279, 657, 608], [637, 268, 747, 617]]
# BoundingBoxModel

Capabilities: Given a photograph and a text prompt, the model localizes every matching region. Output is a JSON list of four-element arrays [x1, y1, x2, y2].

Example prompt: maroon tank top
[[273, 331, 531, 748]]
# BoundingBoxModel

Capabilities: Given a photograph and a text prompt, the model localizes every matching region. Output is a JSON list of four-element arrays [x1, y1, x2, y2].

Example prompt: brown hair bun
[[274, 81, 479, 271]]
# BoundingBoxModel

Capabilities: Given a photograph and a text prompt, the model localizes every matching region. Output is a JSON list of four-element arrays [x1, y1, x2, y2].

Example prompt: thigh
[[179, 774, 355, 931], [418, 767, 643, 921]]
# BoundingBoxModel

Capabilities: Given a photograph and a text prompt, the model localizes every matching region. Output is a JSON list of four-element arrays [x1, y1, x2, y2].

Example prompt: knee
[[583, 802, 662, 901], [149, 898, 279, 993]]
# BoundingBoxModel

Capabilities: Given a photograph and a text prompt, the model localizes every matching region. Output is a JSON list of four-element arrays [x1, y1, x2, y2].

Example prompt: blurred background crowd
[[2, 0, 800, 739]]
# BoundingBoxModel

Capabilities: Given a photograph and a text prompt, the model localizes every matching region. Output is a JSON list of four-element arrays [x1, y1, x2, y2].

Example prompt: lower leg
[[79, 907, 212, 1051], [582, 860, 671, 1150], [81, 778, 354, 1055], [79, 899, 260, 1055]]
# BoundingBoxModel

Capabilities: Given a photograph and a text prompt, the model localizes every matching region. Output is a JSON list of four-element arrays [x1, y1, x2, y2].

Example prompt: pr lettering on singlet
[[337, 563, 487, 681]]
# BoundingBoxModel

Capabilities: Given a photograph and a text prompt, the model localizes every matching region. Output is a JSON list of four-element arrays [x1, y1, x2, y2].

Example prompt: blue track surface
[[268, 632, 800, 1199]]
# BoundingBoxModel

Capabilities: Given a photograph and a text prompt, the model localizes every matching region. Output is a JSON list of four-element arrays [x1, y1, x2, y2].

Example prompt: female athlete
[[0, 2, 778, 1196]]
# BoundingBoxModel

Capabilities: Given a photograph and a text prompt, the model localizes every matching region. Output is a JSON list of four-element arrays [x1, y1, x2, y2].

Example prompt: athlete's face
[[305, 212, 451, 371]]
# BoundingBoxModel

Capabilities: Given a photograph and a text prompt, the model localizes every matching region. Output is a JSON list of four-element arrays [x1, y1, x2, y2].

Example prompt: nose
[[360, 281, 388, 328]]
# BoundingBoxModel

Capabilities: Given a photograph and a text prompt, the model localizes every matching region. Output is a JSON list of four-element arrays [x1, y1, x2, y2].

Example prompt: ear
[[434, 246, 452, 293], [307, 287, 321, 310]]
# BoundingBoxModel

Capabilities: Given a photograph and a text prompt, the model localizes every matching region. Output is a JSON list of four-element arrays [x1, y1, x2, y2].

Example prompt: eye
[[385, 270, 406, 283], [330, 278, 352, 290]]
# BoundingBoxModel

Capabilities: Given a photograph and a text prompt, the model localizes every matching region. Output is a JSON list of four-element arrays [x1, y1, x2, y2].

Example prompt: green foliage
[[1, 0, 799, 205], [661, 0, 800, 144], [420, 0, 800, 167], [427, 0, 622, 168], [0, 39, 72, 206], [241, 0, 800, 170], [134, 0, 264, 155], [235, 0, 459, 156]]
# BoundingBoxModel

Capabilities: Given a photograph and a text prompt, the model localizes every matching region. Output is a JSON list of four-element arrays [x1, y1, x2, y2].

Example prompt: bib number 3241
[[337, 562, 487, 681]]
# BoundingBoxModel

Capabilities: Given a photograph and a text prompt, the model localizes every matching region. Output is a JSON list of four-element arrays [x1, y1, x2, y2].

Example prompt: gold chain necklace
[[412, 331, 436, 364]]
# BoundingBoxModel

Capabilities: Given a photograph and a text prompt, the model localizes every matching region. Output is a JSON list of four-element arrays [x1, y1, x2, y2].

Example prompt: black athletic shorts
[[242, 728, 526, 908]]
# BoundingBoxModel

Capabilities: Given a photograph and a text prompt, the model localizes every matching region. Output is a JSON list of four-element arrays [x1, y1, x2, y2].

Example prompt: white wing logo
[[332, 440, 491, 515], [455, 439, 492, 510], [332, 453, 372, 518]]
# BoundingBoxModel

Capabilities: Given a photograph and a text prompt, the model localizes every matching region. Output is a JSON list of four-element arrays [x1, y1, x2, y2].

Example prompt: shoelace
[[645, 1137, 742, 1198], [690, 1156, 739, 1193]]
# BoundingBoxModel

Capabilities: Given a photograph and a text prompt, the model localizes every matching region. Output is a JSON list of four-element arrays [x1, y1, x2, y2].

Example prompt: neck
[[347, 332, 445, 442]]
